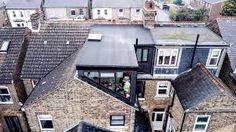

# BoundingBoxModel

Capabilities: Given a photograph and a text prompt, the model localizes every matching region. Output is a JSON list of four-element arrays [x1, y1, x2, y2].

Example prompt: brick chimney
[[30, 9, 43, 32], [143, 0, 157, 29]]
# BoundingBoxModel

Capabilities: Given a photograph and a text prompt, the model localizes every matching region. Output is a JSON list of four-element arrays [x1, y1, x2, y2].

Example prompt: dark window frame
[[110, 115, 125, 126], [4, 116, 23, 132], [137, 81, 145, 98], [71, 10, 76, 16], [136, 48, 149, 63]]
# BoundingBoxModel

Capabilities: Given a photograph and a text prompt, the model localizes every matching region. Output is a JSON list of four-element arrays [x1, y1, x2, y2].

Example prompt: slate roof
[[44, 0, 89, 8], [172, 63, 230, 110], [0, 28, 28, 84], [216, 18, 236, 72], [66, 121, 112, 132], [21, 22, 91, 80], [6, 0, 42, 9], [92, 0, 144, 8], [151, 26, 228, 46], [77, 24, 154, 68]]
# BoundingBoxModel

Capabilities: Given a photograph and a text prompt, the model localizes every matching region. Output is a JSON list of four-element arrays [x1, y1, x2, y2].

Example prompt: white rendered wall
[[92, 8, 112, 19]]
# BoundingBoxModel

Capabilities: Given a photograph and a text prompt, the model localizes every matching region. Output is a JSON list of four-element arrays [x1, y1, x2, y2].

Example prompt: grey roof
[[0, 28, 28, 84], [66, 121, 111, 132], [172, 63, 229, 110], [77, 24, 154, 68], [216, 18, 236, 71], [92, 0, 144, 8], [204, 0, 226, 4], [44, 0, 89, 8], [21, 22, 91, 80], [151, 26, 228, 46], [6, 0, 42, 9]]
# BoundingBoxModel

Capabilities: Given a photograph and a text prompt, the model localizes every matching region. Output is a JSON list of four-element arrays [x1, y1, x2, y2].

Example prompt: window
[[97, 9, 100, 15], [13, 11, 16, 17], [79, 9, 84, 15], [136, 48, 149, 62], [21, 23, 24, 27], [152, 109, 165, 131], [0, 86, 13, 104], [156, 81, 170, 97], [137, 81, 145, 98], [119, 9, 124, 16], [4, 116, 23, 132], [157, 49, 179, 66], [71, 9, 76, 16], [193, 115, 210, 132], [0, 41, 10, 52], [20, 11, 23, 17], [104, 9, 108, 15], [136, 9, 140, 13], [17, 24, 21, 27], [38, 115, 54, 131], [207, 49, 221, 67], [110, 115, 125, 126]]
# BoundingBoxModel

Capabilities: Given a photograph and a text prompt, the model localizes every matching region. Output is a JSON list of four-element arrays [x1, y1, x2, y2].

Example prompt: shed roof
[[6, 0, 42, 9], [92, 0, 144, 8], [151, 27, 227, 46], [172, 63, 230, 110], [21, 21, 91, 80], [77, 24, 154, 68], [44, 0, 89, 8], [0, 28, 28, 84]]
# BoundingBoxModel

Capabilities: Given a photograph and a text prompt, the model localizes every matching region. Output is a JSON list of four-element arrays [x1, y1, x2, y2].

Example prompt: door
[[4, 116, 23, 132], [151, 110, 165, 131]]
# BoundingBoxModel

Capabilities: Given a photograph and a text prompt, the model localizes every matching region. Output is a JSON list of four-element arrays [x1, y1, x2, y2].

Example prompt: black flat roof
[[77, 24, 154, 68]]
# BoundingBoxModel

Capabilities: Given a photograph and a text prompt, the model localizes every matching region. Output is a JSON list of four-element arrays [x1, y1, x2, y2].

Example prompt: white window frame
[[20, 11, 23, 17], [79, 9, 84, 15], [156, 49, 179, 67], [70, 9, 76, 16], [97, 9, 100, 15], [12, 11, 16, 17], [37, 115, 55, 131], [118, 9, 124, 17], [104, 9, 108, 15], [207, 49, 221, 67], [1, 41, 10, 52], [0, 86, 13, 104], [193, 115, 211, 132], [155, 81, 171, 97], [110, 115, 125, 126], [152, 109, 165, 131]]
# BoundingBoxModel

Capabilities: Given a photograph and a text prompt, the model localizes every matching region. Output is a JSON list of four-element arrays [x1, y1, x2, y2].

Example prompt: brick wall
[[209, 2, 224, 20], [24, 79, 135, 132]]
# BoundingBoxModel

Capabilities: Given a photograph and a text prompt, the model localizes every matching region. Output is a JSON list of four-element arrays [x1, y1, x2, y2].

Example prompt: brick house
[[167, 63, 236, 132], [0, 28, 31, 132], [207, 18, 236, 95], [185, 0, 226, 20], [43, 0, 90, 20]]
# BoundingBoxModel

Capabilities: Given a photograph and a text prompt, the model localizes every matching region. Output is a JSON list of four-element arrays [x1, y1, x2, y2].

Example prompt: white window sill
[[0, 102, 13, 105], [138, 98, 145, 101], [41, 129, 55, 132], [109, 126, 127, 129], [155, 95, 169, 98]]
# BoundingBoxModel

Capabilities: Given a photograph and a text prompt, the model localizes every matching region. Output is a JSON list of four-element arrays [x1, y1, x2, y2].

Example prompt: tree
[[192, 9, 207, 21], [174, 0, 183, 5], [221, 0, 236, 16]]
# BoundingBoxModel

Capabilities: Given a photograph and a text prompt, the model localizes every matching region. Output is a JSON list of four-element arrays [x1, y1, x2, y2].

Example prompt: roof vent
[[88, 33, 102, 41], [43, 41, 47, 44], [66, 41, 70, 45], [0, 41, 10, 52]]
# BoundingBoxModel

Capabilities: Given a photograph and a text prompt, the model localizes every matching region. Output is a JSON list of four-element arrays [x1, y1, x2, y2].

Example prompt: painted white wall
[[130, 8, 143, 21], [45, 8, 67, 19], [7, 9, 36, 30], [92, 8, 112, 19]]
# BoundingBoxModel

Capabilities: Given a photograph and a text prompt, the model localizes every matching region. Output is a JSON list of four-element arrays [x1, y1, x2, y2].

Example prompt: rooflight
[[0, 41, 10, 52], [43, 41, 47, 44], [66, 41, 70, 44], [88, 33, 102, 41]]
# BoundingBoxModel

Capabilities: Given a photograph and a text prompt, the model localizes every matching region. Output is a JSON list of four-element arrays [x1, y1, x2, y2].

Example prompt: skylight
[[43, 41, 47, 44], [88, 33, 102, 41], [0, 41, 10, 52]]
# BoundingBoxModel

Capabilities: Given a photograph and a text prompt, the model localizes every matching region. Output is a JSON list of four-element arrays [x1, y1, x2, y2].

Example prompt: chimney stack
[[143, 0, 157, 29]]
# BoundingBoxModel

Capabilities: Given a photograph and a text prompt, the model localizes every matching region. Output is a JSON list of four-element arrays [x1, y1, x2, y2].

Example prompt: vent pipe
[[190, 34, 200, 68]]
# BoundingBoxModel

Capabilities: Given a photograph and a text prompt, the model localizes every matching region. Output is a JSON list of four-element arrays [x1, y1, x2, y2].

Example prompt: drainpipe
[[180, 112, 186, 132], [190, 34, 200, 68]]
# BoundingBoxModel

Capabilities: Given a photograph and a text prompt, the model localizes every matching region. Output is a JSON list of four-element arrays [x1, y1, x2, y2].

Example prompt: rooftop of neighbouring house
[[172, 63, 233, 110], [151, 25, 228, 46], [6, 0, 42, 9], [44, 0, 89, 8], [92, 0, 144, 8], [66, 121, 112, 132], [21, 21, 91, 80], [0, 28, 29, 84], [215, 18, 236, 75], [77, 24, 154, 68]]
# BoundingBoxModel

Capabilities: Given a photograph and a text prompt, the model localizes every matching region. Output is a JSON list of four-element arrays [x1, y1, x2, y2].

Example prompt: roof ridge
[[197, 63, 226, 93]]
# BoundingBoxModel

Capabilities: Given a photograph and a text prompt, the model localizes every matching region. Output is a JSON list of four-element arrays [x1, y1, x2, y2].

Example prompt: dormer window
[[0, 41, 10, 53]]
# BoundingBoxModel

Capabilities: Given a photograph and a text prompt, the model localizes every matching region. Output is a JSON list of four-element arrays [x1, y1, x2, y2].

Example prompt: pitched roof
[[172, 63, 231, 110], [216, 18, 236, 71], [21, 21, 91, 80], [0, 28, 29, 84], [92, 0, 144, 8], [151, 26, 227, 46], [6, 0, 42, 9], [66, 121, 111, 132], [77, 24, 153, 68], [44, 0, 89, 8]]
